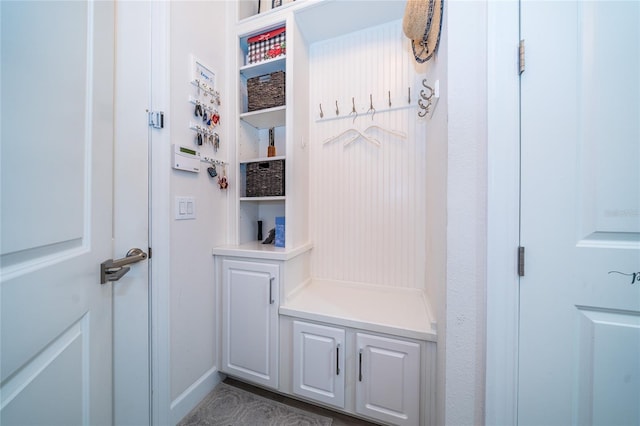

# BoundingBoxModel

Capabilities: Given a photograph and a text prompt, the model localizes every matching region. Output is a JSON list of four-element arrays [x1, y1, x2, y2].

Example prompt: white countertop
[[212, 241, 313, 261], [280, 279, 437, 342]]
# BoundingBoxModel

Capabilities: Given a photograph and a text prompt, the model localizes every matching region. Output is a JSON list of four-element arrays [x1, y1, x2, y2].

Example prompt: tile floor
[[224, 378, 379, 426]]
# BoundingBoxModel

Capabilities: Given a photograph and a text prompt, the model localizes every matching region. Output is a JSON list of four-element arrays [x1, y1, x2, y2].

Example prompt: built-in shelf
[[240, 155, 286, 164], [280, 280, 437, 342], [240, 105, 286, 129], [238, 0, 404, 44], [296, 2, 405, 43], [212, 241, 313, 261], [240, 196, 286, 202], [237, 0, 308, 25], [240, 56, 286, 80]]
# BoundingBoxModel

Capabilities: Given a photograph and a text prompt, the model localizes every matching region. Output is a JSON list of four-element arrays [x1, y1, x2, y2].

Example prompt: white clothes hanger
[[322, 128, 356, 145], [322, 128, 381, 147], [362, 124, 407, 139], [344, 132, 381, 147]]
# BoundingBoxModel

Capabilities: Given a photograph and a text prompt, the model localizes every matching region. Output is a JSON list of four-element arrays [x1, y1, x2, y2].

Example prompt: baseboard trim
[[170, 367, 223, 425]]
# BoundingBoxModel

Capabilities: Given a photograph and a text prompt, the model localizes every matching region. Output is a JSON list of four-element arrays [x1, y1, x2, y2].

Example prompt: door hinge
[[148, 111, 164, 129], [519, 39, 525, 75], [518, 246, 525, 277]]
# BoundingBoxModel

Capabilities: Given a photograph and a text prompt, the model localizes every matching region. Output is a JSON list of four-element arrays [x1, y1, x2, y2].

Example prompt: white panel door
[[293, 321, 345, 408], [0, 1, 115, 425], [113, 2, 152, 424], [222, 259, 279, 389], [356, 333, 420, 426], [519, 1, 640, 425]]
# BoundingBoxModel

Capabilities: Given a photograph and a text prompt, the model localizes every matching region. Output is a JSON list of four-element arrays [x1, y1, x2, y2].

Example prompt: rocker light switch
[[175, 196, 196, 220]]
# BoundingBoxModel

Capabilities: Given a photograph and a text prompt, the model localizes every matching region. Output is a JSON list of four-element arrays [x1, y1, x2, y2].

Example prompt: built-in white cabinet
[[221, 3, 437, 425], [221, 259, 279, 389], [291, 320, 423, 425], [292, 321, 345, 409], [356, 333, 421, 426]]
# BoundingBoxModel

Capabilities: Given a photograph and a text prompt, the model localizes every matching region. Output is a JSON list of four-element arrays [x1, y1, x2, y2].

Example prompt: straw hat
[[403, 0, 443, 63]]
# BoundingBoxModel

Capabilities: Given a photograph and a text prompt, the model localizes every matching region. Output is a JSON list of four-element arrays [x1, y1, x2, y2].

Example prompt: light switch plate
[[175, 196, 196, 220]]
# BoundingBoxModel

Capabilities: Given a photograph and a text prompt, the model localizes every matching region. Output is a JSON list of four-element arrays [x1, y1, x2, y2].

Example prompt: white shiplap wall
[[309, 20, 428, 289]]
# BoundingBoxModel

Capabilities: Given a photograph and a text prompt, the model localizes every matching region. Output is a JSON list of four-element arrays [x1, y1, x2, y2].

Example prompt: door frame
[[148, 1, 172, 424], [485, 0, 520, 424]]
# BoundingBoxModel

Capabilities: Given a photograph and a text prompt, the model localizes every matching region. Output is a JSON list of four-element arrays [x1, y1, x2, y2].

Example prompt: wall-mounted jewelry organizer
[[189, 122, 220, 151], [202, 156, 229, 189], [187, 56, 228, 190], [201, 156, 227, 166], [189, 56, 223, 153]]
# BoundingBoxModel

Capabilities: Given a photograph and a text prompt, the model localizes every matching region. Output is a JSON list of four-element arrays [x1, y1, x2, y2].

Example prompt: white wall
[[308, 20, 431, 289], [445, 1, 488, 424], [167, 1, 229, 422], [421, 9, 448, 426]]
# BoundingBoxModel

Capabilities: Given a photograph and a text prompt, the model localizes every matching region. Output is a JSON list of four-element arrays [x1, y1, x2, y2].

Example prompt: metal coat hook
[[418, 79, 439, 118], [202, 156, 227, 166], [367, 94, 376, 120], [335, 100, 339, 116], [319, 103, 324, 118], [388, 91, 392, 107], [191, 79, 218, 99], [408, 87, 411, 104], [350, 97, 358, 123]]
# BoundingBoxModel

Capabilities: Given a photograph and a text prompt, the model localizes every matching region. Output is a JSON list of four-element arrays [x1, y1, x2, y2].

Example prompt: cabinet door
[[356, 333, 420, 426], [222, 259, 279, 389], [292, 321, 345, 408]]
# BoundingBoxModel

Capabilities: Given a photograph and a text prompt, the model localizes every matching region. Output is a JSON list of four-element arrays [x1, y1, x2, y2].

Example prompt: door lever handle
[[100, 248, 148, 284], [107, 248, 148, 268]]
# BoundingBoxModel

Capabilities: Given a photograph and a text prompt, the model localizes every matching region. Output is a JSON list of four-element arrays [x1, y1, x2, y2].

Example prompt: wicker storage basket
[[247, 71, 285, 112], [245, 159, 285, 197]]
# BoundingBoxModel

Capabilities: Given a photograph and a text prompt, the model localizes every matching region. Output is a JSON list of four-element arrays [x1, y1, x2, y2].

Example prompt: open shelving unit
[[232, 16, 305, 250], [239, 105, 286, 128]]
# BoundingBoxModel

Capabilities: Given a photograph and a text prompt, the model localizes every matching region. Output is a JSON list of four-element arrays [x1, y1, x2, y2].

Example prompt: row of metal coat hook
[[201, 156, 228, 189], [190, 77, 223, 153], [317, 79, 439, 122]]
